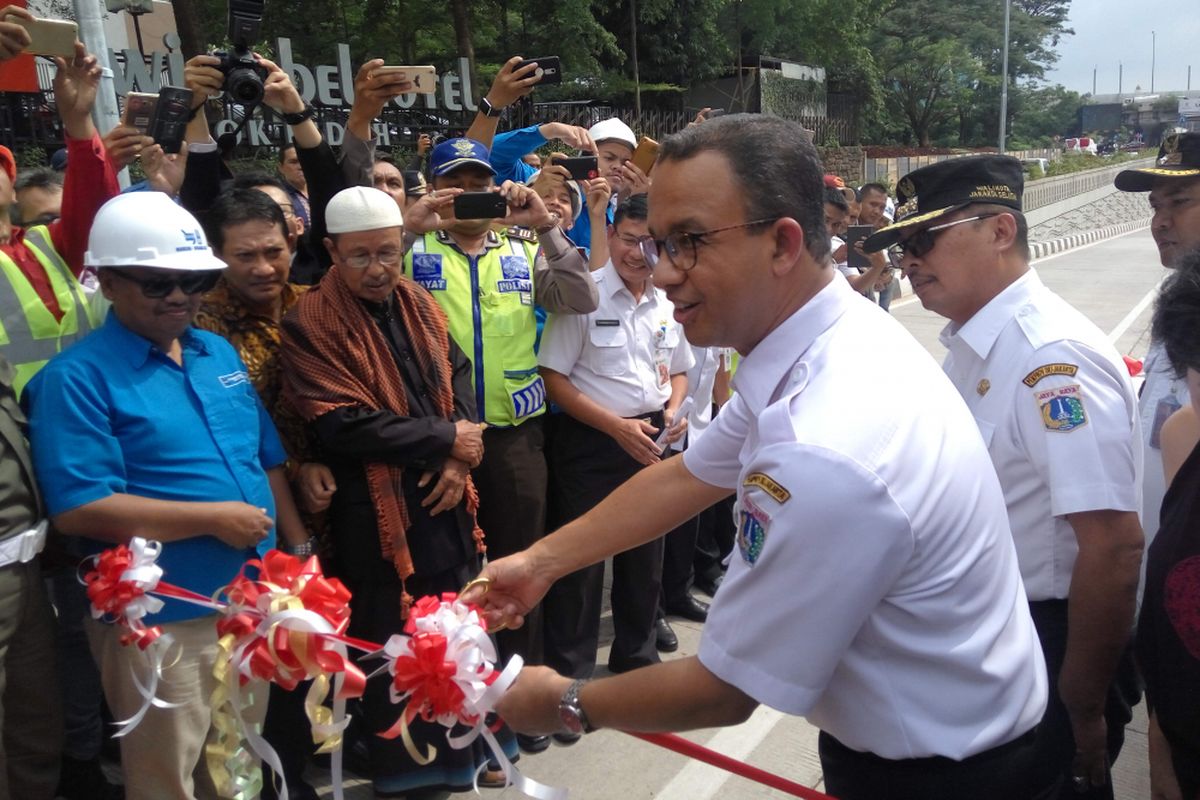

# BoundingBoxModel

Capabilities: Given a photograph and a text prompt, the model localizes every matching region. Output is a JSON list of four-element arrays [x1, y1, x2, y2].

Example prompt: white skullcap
[[588, 118, 637, 149], [325, 186, 404, 234]]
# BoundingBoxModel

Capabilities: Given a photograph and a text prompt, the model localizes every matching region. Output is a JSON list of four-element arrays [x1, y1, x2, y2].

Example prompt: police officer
[[865, 155, 1144, 800], [1113, 133, 1200, 558], [463, 115, 1049, 800], [402, 137, 598, 752], [537, 193, 693, 688]]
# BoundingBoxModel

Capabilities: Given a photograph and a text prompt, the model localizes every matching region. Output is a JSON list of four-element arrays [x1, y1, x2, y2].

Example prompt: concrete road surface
[[310, 226, 1164, 799]]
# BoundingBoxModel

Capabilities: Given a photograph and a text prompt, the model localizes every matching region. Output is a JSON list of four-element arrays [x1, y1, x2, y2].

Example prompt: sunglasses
[[107, 268, 222, 299], [896, 214, 998, 259]]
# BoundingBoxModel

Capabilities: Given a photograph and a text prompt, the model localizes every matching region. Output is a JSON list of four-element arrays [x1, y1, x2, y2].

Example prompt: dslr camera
[[212, 0, 268, 106]]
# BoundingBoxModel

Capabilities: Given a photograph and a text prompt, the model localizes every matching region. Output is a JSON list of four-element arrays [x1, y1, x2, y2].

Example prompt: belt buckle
[[17, 524, 45, 563]]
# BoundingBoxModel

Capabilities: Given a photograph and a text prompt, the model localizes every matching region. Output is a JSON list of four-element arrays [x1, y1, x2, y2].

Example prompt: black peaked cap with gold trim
[[864, 155, 1024, 253], [1114, 133, 1200, 192]]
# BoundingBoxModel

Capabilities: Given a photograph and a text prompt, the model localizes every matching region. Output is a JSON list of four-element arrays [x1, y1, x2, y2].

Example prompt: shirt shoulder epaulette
[[506, 226, 538, 243]]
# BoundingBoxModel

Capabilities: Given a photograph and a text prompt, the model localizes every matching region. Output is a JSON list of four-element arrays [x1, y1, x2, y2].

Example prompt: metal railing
[[1022, 157, 1155, 211]]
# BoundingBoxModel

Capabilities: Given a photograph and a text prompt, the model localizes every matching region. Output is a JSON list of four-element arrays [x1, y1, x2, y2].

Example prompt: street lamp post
[[1151, 30, 1156, 93], [998, 0, 1011, 152]]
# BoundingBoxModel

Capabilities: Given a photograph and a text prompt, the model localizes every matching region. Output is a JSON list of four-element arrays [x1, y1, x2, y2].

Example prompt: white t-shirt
[[539, 263, 694, 418], [685, 272, 1047, 760], [940, 270, 1142, 601]]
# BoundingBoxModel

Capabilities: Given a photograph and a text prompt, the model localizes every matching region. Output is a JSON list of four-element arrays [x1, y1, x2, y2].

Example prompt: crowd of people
[[1, 6, 1199, 800]]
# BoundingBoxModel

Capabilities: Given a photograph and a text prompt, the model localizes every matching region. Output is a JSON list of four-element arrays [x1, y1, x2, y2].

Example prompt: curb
[[1029, 217, 1151, 260]]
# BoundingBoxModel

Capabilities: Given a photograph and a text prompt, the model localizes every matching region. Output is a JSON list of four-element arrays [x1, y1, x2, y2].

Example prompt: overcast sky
[[1044, 0, 1200, 95]]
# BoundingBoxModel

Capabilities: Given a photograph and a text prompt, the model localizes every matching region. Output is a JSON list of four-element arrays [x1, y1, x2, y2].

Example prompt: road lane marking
[[653, 704, 790, 800], [889, 224, 1152, 312], [1108, 279, 1163, 344]]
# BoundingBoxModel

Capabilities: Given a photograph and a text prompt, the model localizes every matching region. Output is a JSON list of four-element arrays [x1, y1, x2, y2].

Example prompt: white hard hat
[[326, 186, 404, 234], [588, 118, 637, 150], [85, 192, 227, 271]]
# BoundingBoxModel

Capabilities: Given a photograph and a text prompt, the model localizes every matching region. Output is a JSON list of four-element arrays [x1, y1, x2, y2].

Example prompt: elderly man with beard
[[281, 186, 516, 794], [401, 137, 597, 753]]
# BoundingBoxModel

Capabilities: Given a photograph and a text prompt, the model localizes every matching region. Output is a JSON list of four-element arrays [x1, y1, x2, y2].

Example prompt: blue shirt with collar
[[25, 312, 287, 623]]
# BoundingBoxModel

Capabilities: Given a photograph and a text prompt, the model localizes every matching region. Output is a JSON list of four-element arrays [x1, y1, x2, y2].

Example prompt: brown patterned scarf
[[281, 266, 484, 603]]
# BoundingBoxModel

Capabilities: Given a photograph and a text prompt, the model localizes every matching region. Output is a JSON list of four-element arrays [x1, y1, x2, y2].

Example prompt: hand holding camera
[[0, 5, 34, 62], [405, 188, 464, 235], [352, 58, 415, 119], [102, 124, 152, 170], [184, 54, 225, 107], [498, 181, 554, 230], [256, 55, 305, 116]]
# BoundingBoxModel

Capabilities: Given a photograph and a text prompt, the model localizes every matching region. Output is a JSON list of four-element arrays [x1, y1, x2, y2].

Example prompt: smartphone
[[845, 225, 874, 269], [454, 192, 508, 220], [559, 156, 598, 181], [516, 56, 562, 85], [374, 65, 437, 94], [14, 17, 77, 58], [631, 136, 660, 175], [149, 86, 193, 154], [122, 92, 158, 133]]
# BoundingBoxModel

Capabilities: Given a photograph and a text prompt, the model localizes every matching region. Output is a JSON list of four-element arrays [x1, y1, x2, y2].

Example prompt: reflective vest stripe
[[0, 225, 96, 393]]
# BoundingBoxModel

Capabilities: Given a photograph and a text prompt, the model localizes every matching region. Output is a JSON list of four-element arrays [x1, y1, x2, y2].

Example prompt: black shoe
[[655, 616, 679, 652], [666, 594, 710, 623], [517, 733, 551, 754], [607, 654, 658, 674], [694, 573, 724, 598], [58, 756, 125, 800], [552, 730, 581, 745]]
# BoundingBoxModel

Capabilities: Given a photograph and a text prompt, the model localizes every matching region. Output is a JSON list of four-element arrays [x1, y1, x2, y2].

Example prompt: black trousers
[[543, 412, 664, 677], [473, 417, 547, 666], [1026, 599, 1142, 800], [693, 495, 735, 585], [819, 728, 1053, 800], [660, 510, 699, 609]]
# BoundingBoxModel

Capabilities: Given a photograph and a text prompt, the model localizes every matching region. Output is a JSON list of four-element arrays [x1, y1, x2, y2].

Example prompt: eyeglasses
[[341, 248, 402, 270], [639, 218, 780, 271], [615, 234, 651, 249], [108, 268, 222, 298], [896, 214, 998, 259]]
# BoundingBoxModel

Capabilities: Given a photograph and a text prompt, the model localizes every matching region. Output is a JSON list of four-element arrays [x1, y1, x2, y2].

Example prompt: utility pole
[[73, 0, 126, 186], [630, 0, 641, 116], [1119, 62, 1123, 95], [998, 0, 1011, 152], [1151, 30, 1156, 93], [1093, 66, 1097, 96]]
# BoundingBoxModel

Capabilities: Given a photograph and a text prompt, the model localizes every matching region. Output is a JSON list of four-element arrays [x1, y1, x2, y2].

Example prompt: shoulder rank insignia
[[506, 226, 538, 243], [743, 472, 791, 503], [1022, 363, 1078, 387], [1036, 384, 1087, 432]]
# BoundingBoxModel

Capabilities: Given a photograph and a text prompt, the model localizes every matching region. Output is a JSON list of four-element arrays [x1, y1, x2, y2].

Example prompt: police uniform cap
[[1114, 133, 1200, 192], [430, 137, 497, 178], [864, 155, 1024, 253]]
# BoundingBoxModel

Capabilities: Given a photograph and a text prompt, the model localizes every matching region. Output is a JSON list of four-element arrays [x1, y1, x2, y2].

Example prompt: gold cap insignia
[[898, 177, 916, 202], [453, 139, 475, 156], [977, 379, 991, 396]]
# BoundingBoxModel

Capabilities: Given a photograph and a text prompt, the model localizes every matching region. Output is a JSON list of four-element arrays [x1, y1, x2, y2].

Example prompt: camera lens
[[225, 67, 264, 105]]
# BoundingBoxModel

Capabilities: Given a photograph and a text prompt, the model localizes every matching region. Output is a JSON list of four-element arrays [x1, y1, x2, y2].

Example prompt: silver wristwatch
[[558, 679, 593, 735]]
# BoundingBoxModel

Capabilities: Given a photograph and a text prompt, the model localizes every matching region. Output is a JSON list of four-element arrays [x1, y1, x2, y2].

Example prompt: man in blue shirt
[[25, 192, 309, 800]]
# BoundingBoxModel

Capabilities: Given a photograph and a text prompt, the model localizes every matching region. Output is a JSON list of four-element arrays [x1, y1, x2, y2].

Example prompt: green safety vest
[[404, 228, 545, 427], [0, 225, 100, 396]]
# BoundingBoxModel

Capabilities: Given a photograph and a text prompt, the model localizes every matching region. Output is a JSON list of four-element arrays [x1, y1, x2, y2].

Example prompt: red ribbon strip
[[626, 731, 836, 800]]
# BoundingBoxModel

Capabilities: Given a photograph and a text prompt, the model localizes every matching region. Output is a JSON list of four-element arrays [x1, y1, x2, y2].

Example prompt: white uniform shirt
[[687, 273, 1046, 760], [1138, 338, 1188, 546], [940, 270, 1142, 601], [539, 263, 694, 418], [668, 343, 721, 452]]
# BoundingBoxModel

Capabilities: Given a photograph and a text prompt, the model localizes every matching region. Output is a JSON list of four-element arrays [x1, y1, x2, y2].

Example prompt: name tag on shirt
[[595, 319, 620, 327]]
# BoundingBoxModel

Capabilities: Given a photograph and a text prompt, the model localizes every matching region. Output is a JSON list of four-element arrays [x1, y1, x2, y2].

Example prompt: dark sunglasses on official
[[107, 268, 222, 298], [896, 214, 998, 259], [639, 218, 780, 271]]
